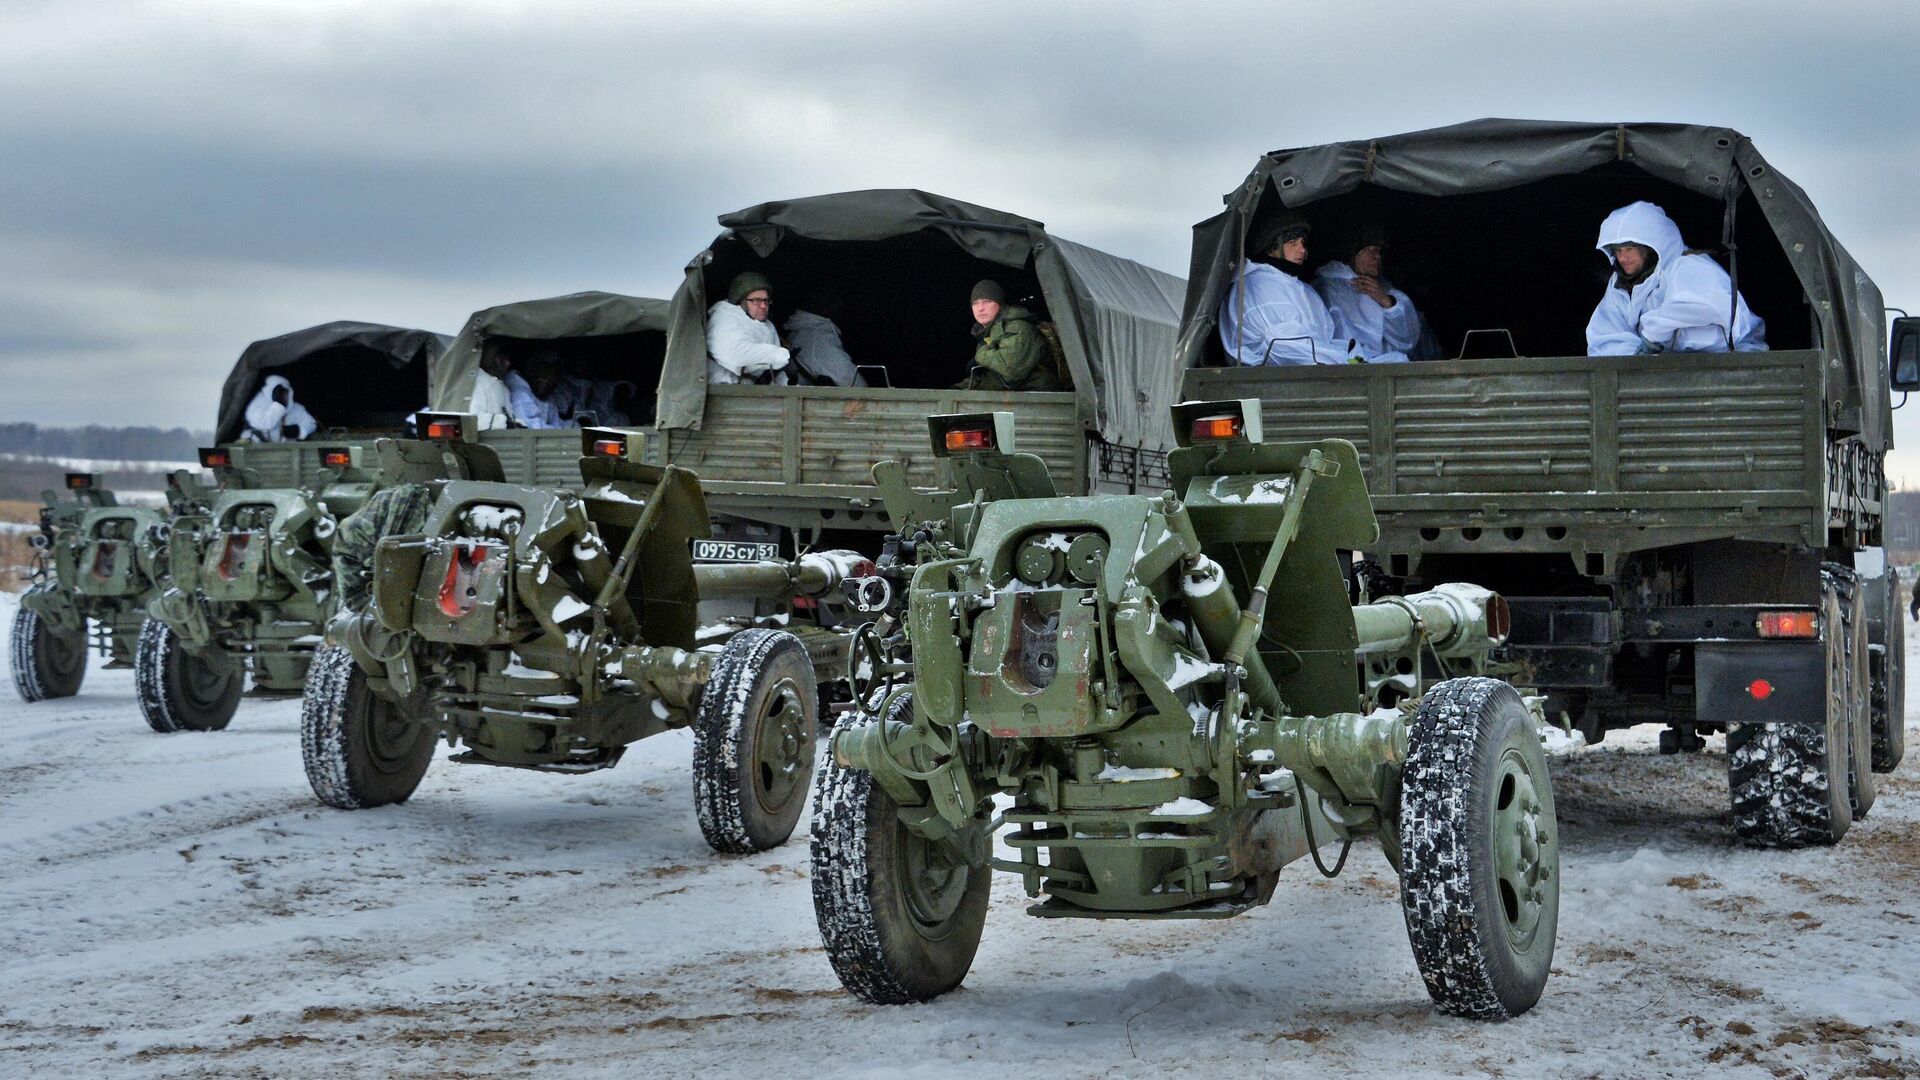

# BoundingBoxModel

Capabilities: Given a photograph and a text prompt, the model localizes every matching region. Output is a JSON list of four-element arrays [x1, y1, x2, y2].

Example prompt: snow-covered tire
[[1870, 573, 1905, 774], [1399, 677, 1558, 1020], [301, 645, 435, 810], [1728, 571, 1855, 847], [692, 629, 818, 854], [134, 616, 242, 733], [811, 695, 990, 1004], [11, 603, 87, 702]]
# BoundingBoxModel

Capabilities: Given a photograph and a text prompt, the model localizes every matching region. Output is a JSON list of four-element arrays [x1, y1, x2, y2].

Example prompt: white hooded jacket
[[782, 310, 866, 387], [469, 370, 514, 429], [243, 375, 318, 442], [706, 300, 791, 386], [1314, 260, 1421, 356], [1587, 201, 1767, 356], [1218, 261, 1408, 366]]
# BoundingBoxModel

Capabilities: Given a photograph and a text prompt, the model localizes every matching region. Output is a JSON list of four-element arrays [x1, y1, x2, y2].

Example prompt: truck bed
[[642, 386, 1090, 530], [1184, 350, 1864, 568]]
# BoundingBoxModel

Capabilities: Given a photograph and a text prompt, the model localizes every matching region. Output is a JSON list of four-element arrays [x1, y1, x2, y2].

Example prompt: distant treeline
[[0, 423, 210, 463]]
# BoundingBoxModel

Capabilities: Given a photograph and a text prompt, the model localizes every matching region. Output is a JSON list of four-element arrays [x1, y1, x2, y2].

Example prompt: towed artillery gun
[[134, 320, 449, 733], [137, 444, 386, 732], [12, 473, 172, 701], [812, 403, 1560, 1018], [304, 421, 866, 854]]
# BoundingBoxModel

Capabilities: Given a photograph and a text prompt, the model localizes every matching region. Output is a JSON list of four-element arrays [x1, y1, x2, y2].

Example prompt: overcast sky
[[6, 0, 1920, 472]]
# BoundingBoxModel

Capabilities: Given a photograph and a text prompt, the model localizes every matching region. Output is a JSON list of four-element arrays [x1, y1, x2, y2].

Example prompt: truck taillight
[[944, 428, 994, 452], [591, 437, 625, 457], [1756, 611, 1817, 638], [1190, 415, 1243, 441], [65, 473, 94, 490], [199, 449, 231, 468], [320, 449, 352, 468], [1748, 679, 1774, 700], [438, 542, 490, 618], [426, 421, 461, 440]]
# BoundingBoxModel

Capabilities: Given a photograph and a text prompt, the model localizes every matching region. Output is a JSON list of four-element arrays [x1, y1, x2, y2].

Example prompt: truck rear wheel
[[301, 645, 436, 809], [134, 617, 242, 733], [692, 629, 818, 854], [1399, 677, 1558, 1020], [1842, 574, 1876, 819], [811, 695, 990, 1004], [1870, 573, 1905, 773], [11, 603, 87, 702], [1728, 576, 1854, 847]]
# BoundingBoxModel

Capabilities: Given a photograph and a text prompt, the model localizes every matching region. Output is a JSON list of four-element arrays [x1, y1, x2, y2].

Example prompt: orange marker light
[[200, 450, 231, 468], [1748, 679, 1774, 700], [65, 474, 93, 490], [321, 450, 352, 468], [426, 421, 460, 440], [1757, 611, 1817, 638], [592, 438, 625, 457], [1190, 415, 1242, 441], [944, 428, 994, 452]]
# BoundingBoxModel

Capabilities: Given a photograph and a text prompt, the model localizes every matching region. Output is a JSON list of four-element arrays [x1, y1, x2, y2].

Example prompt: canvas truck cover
[[656, 189, 1190, 450], [430, 291, 672, 412], [1179, 119, 1891, 451], [214, 322, 451, 444]]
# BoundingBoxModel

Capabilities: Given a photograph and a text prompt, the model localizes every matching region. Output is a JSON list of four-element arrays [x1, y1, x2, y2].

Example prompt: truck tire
[[1399, 676, 1558, 1020], [811, 694, 990, 1004], [11, 604, 87, 702], [692, 629, 818, 854], [301, 645, 435, 810], [1871, 573, 1906, 773], [1841, 572, 1876, 819], [134, 616, 242, 733], [1727, 573, 1854, 847]]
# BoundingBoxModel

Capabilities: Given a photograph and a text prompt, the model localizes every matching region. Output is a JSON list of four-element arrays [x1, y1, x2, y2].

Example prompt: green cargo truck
[[647, 190, 1189, 541], [1179, 120, 1905, 847]]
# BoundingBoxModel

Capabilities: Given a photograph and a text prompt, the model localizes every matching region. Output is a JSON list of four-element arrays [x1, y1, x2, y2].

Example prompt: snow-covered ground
[[1, 589, 1915, 1079]]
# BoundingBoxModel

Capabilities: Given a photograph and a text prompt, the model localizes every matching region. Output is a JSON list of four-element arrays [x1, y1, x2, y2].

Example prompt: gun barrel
[[1351, 583, 1509, 659], [692, 551, 866, 601]]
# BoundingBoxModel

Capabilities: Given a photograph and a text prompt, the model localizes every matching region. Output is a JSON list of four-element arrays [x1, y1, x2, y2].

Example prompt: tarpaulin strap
[[1615, 126, 1627, 160], [1362, 141, 1379, 181], [1722, 178, 1742, 351]]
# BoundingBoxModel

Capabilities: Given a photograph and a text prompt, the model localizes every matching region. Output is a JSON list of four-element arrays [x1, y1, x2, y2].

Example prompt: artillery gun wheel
[[1870, 573, 1905, 774], [1728, 572, 1856, 847], [693, 629, 818, 854], [11, 602, 87, 702], [134, 617, 242, 733], [1400, 677, 1558, 1020], [301, 645, 436, 809], [811, 694, 990, 1004]]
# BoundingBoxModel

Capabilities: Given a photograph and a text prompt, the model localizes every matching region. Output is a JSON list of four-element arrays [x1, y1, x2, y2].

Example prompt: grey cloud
[[3, 0, 1920, 456]]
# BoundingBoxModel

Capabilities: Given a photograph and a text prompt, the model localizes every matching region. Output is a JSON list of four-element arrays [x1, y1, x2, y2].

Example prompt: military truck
[[136, 321, 448, 731], [12, 473, 171, 701], [303, 421, 865, 854], [647, 190, 1189, 541], [427, 291, 673, 479], [811, 406, 1557, 1018], [1178, 120, 1904, 847]]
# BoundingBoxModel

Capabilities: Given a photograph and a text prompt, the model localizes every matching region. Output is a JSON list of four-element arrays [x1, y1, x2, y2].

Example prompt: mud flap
[[1695, 641, 1823, 728]]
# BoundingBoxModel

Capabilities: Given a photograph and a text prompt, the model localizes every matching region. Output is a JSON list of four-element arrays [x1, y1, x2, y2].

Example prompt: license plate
[[692, 539, 779, 563]]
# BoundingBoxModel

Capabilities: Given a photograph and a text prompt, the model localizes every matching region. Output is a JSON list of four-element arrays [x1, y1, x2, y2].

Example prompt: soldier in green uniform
[[963, 279, 1060, 392], [333, 482, 437, 613]]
